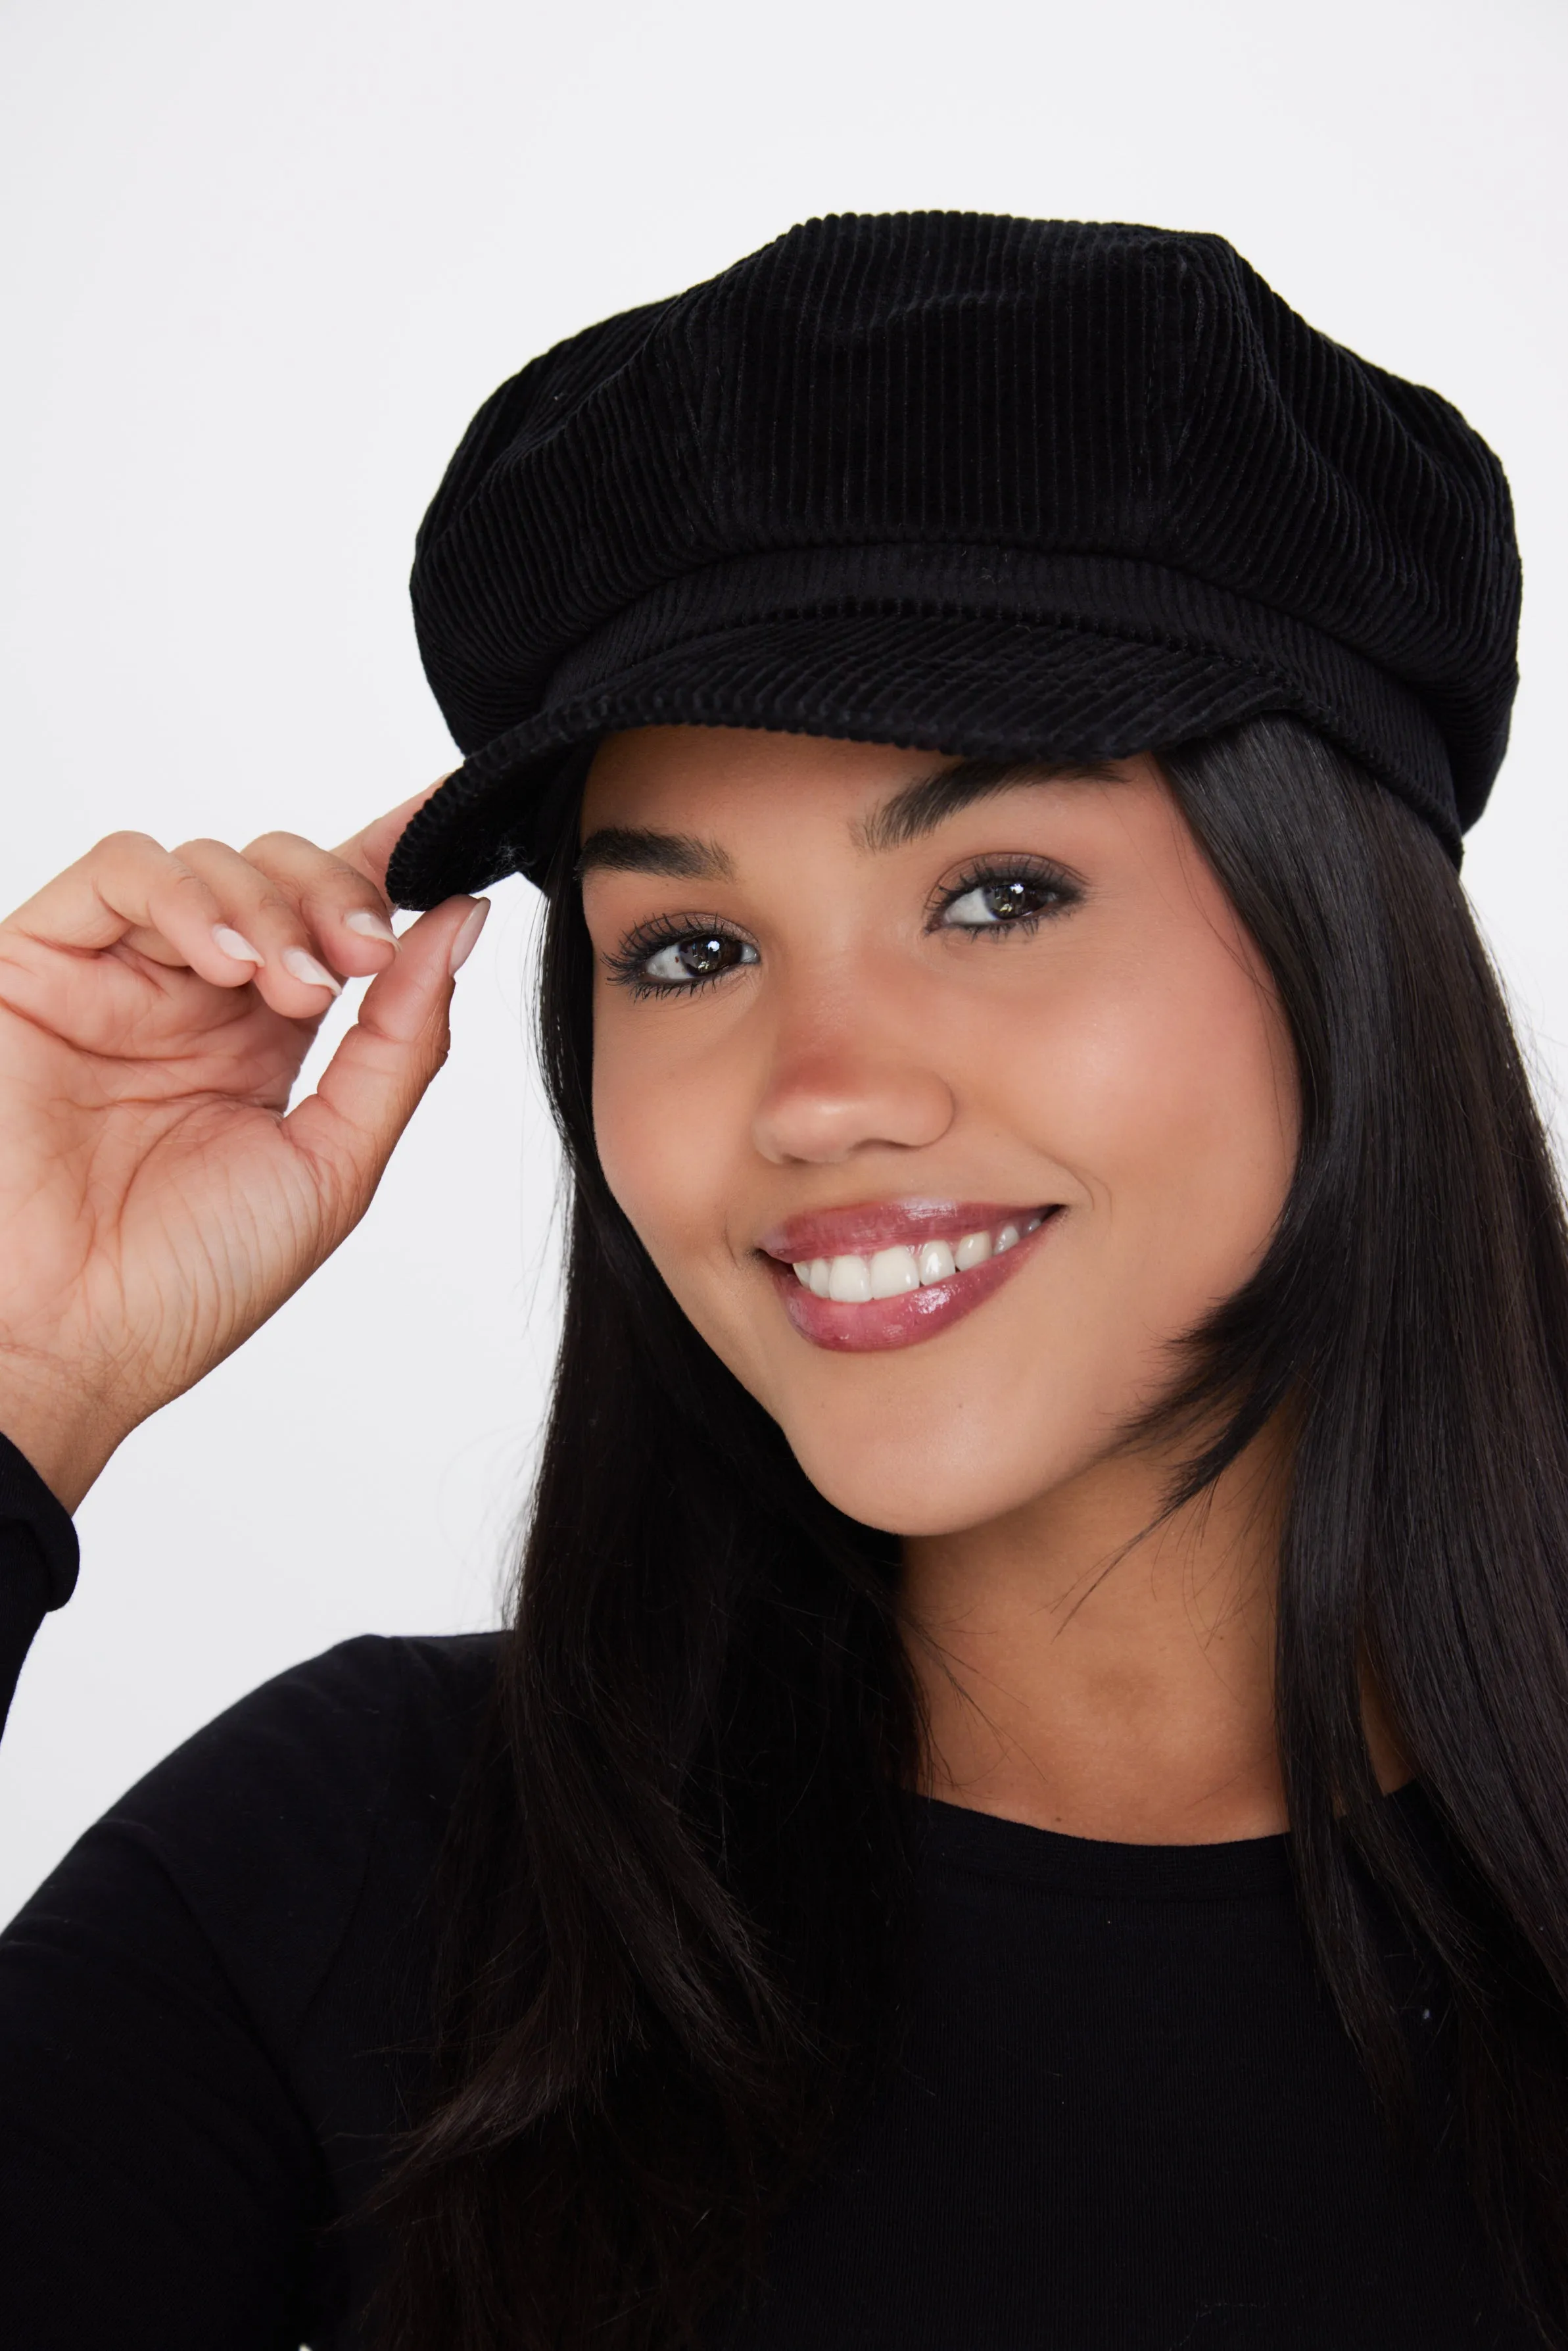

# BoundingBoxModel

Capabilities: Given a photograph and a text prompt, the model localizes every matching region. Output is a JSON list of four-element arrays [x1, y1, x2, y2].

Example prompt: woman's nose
[[751, 1039, 955, 1166]]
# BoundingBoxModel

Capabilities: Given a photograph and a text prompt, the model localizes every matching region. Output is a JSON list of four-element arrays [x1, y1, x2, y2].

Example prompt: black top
[[0, 1432, 1537, 2348]]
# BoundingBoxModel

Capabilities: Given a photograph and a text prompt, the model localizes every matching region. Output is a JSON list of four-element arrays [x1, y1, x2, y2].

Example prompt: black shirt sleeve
[[0, 1629, 470, 2350], [0, 1428, 79, 1735], [0, 1413, 490, 2350]]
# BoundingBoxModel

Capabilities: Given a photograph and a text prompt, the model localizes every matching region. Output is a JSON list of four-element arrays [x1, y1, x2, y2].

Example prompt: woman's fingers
[[283, 894, 488, 1241], [3, 831, 273, 990], [214, 831, 400, 979], [1, 788, 461, 1035]]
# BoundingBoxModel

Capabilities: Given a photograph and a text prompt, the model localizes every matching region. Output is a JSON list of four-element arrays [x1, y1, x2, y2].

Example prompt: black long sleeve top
[[0, 1431, 1542, 2349]]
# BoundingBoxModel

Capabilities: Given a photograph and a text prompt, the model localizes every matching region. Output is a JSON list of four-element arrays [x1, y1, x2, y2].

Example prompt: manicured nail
[[343, 908, 398, 944], [448, 898, 490, 976], [281, 946, 343, 996], [212, 923, 264, 965]]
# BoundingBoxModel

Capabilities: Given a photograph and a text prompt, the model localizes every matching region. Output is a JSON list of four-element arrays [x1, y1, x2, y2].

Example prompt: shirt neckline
[[913, 1781, 1431, 1903]]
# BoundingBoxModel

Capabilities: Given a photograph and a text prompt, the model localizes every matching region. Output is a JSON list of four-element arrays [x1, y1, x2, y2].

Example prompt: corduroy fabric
[[387, 213, 1520, 906]]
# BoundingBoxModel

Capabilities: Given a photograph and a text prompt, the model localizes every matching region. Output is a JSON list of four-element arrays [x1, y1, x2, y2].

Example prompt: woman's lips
[[757, 1201, 1061, 1353]]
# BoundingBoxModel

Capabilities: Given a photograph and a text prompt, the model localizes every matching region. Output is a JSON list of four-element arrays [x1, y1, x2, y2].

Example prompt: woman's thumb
[[282, 896, 489, 1244]]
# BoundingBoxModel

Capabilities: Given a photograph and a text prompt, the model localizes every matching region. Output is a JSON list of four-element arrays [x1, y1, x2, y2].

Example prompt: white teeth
[[788, 1215, 1045, 1300], [917, 1240, 957, 1285], [869, 1245, 920, 1298], [828, 1253, 873, 1303]]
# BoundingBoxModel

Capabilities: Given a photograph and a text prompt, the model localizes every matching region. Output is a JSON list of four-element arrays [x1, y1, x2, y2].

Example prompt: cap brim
[[387, 610, 1417, 906]]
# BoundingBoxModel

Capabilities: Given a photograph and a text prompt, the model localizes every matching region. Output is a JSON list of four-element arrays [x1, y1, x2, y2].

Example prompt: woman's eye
[[638, 932, 759, 987], [939, 875, 1066, 931]]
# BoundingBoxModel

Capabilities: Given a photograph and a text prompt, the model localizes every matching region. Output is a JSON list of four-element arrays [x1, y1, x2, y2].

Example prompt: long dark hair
[[376, 715, 1568, 2348]]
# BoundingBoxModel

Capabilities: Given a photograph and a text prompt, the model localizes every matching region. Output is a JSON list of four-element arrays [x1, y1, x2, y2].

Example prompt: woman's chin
[[780, 1421, 1073, 1542]]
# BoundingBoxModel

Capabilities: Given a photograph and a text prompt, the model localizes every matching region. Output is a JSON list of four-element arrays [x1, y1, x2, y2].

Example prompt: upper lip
[[757, 1199, 1049, 1263]]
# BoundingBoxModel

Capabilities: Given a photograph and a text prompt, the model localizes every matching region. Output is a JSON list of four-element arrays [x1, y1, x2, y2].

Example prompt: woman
[[0, 213, 1559, 2350]]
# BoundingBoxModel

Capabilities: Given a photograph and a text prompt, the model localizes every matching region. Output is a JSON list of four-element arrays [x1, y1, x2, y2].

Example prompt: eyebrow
[[575, 826, 734, 883], [575, 756, 1124, 881], [853, 756, 1125, 852]]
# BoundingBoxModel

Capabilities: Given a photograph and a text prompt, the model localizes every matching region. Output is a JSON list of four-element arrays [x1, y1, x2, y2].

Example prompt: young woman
[[1, 214, 1561, 2351]]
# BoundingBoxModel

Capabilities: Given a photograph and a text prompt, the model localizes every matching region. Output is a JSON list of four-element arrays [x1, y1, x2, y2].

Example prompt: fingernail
[[281, 946, 343, 996], [448, 898, 490, 976], [212, 923, 264, 965], [344, 908, 398, 944]]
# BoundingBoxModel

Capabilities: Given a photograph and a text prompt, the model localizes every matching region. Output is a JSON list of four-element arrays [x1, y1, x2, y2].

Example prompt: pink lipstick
[[757, 1200, 1060, 1352]]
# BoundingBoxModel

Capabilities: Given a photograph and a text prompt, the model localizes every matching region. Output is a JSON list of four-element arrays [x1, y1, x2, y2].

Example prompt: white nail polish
[[344, 909, 398, 944], [212, 924, 264, 965], [448, 898, 490, 975], [281, 947, 342, 996]]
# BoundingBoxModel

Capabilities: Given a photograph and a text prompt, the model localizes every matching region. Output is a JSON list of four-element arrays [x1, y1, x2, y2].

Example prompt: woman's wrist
[[0, 1365, 126, 1515]]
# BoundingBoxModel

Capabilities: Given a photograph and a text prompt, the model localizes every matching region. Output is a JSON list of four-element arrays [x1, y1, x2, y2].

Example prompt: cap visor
[[388, 611, 1352, 906]]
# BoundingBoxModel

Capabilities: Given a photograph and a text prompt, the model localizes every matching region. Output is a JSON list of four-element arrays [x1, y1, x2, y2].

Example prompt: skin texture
[[582, 726, 1308, 1840]]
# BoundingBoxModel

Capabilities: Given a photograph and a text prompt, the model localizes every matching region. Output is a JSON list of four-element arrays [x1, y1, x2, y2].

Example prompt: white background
[[1, 0, 1564, 1922]]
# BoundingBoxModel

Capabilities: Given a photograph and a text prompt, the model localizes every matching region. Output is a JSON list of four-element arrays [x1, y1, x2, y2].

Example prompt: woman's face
[[579, 727, 1298, 1538]]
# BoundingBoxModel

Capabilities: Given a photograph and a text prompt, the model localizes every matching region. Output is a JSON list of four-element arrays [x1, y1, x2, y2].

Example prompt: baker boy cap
[[387, 212, 1520, 906]]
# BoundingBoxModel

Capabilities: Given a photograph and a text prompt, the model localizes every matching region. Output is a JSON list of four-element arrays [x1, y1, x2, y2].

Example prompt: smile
[[758, 1202, 1060, 1353]]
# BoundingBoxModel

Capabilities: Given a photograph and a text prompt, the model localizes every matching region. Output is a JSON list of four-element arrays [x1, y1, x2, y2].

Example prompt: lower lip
[[766, 1211, 1062, 1353]]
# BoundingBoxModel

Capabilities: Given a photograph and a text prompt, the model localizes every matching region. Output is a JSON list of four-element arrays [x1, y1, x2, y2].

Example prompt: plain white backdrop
[[1, 0, 1565, 1922]]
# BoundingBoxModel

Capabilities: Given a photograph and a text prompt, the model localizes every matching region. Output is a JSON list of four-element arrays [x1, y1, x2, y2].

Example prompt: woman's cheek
[[592, 1022, 682, 1252], [591, 1025, 748, 1322], [1056, 972, 1295, 1301], [984, 950, 1295, 1311]]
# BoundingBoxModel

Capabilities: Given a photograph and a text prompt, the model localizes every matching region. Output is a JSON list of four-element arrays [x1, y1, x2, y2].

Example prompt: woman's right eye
[[619, 931, 761, 992]]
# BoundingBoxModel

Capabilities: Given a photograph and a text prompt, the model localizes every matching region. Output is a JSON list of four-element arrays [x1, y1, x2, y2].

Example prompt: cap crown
[[412, 212, 1519, 829]]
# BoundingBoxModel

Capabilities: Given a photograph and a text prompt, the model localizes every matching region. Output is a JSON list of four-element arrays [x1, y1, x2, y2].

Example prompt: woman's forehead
[[583, 726, 921, 812]]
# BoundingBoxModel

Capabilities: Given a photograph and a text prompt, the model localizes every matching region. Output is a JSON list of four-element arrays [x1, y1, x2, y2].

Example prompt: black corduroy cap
[[387, 212, 1520, 906]]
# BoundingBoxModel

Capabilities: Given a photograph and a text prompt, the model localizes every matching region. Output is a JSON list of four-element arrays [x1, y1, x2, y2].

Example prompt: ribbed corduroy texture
[[389, 213, 1521, 904]]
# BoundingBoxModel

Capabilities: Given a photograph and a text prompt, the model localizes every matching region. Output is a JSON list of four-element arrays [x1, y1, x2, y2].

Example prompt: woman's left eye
[[938, 873, 1071, 931]]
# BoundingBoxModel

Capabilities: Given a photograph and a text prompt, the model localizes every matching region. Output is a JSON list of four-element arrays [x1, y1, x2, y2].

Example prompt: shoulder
[[0, 1637, 506, 2329], [108, 1628, 504, 1856], [15, 1631, 504, 2039], [131, 1627, 502, 1795]]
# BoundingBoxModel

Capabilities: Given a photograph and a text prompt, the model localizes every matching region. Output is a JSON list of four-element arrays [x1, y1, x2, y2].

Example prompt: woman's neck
[[900, 1428, 1300, 1845]]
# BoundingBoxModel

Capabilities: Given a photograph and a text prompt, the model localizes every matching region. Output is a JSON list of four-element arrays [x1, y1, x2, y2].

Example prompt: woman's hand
[[0, 790, 488, 1510]]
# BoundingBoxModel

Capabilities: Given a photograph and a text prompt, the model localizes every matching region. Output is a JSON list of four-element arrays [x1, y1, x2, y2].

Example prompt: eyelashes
[[600, 915, 759, 1000], [929, 854, 1082, 937], [604, 855, 1084, 998]]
